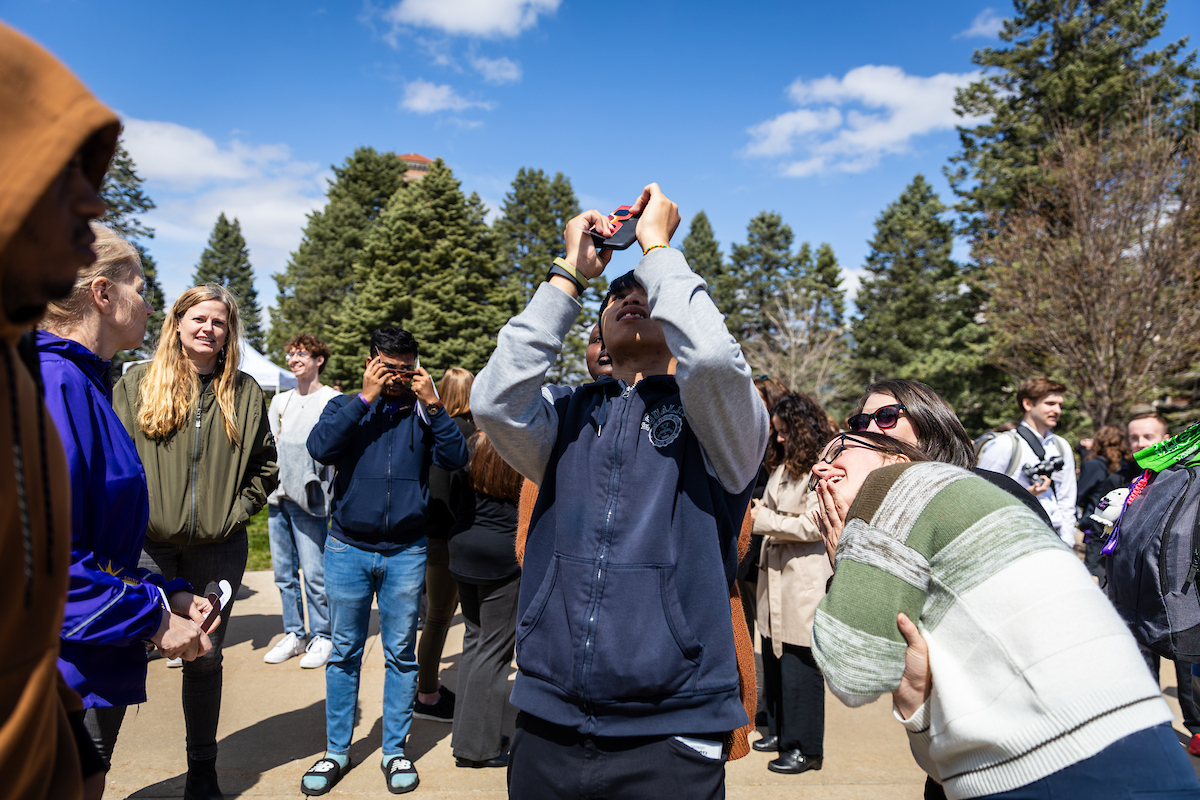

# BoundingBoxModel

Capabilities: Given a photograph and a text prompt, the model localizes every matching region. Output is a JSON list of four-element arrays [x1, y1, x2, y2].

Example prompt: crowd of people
[[5, 20, 1200, 800]]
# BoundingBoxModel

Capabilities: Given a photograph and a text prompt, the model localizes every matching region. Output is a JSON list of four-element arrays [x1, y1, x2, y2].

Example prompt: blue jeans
[[324, 536, 427, 758], [268, 500, 330, 639]]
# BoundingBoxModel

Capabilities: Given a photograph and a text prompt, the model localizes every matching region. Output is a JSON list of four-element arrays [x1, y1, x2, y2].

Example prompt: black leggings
[[140, 531, 248, 762]]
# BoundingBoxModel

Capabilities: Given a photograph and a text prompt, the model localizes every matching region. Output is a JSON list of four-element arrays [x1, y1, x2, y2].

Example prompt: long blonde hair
[[438, 367, 473, 418], [137, 284, 243, 445], [41, 221, 140, 333]]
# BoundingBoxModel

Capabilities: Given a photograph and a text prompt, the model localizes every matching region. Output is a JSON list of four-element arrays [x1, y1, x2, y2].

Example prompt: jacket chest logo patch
[[642, 404, 684, 448]]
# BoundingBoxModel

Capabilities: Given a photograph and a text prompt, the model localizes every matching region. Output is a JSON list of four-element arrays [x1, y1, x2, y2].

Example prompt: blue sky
[[5, 0, 1197, 334]]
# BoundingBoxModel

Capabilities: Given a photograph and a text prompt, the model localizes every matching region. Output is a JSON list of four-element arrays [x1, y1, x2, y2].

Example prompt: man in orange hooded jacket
[[0, 21, 120, 800]]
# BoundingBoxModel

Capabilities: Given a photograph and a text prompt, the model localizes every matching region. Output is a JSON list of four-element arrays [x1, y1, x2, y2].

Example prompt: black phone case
[[591, 216, 640, 250]]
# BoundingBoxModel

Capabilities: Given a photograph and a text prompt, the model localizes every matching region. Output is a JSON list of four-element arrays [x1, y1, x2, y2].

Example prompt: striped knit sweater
[[812, 462, 1170, 800]]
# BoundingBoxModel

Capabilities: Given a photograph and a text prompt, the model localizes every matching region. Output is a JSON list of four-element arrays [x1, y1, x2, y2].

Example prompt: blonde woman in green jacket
[[113, 283, 277, 800]]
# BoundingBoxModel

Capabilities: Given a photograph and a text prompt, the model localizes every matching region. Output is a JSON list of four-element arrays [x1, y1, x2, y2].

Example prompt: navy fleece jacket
[[472, 247, 769, 737], [308, 395, 468, 551]]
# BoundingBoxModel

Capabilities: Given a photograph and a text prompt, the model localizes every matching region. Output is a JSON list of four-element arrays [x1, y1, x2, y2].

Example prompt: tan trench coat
[[754, 464, 833, 655]]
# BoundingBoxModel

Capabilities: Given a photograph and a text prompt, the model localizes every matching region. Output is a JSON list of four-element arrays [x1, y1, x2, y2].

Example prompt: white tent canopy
[[122, 340, 298, 393]]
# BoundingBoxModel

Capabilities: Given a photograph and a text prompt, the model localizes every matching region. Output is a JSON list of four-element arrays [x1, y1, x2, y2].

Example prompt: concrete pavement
[[103, 570, 1199, 799]]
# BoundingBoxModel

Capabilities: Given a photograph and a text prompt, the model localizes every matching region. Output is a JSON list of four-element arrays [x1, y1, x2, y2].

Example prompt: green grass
[[246, 506, 272, 571]]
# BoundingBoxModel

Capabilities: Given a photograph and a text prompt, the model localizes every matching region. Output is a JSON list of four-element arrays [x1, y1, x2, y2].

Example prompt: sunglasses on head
[[808, 434, 895, 492], [846, 403, 906, 433]]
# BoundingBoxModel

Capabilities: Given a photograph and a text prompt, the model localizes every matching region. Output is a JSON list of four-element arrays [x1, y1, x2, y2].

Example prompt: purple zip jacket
[[36, 331, 189, 708]]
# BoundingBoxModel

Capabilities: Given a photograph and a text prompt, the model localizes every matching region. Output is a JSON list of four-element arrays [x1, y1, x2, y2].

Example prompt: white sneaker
[[299, 636, 333, 669], [165, 657, 183, 668], [264, 632, 306, 664]]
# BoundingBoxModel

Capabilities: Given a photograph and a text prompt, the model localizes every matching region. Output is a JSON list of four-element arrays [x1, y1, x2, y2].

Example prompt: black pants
[[417, 536, 459, 694], [507, 713, 726, 800], [760, 637, 825, 756], [450, 573, 519, 761], [1142, 646, 1200, 734], [83, 705, 128, 766], [140, 530, 248, 762]]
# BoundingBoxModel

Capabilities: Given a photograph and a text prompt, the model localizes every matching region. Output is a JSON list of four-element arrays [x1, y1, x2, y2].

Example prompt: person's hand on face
[[812, 477, 851, 569], [628, 183, 680, 253], [410, 366, 439, 406], [361, 357, 394, 404]]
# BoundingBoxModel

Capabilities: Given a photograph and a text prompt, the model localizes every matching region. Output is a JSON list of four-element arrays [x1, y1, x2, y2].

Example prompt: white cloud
[[745, 65, 984, 176], [471, 55, 522, 84], [384, 0, 560, 38], [400, 79, 494, 113], [957, 8, 1004, 38], [119, 117, 328, 309]]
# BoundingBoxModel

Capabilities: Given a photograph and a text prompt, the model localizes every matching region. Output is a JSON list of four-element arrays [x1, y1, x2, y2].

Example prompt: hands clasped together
[[152, 591, 218, 661]]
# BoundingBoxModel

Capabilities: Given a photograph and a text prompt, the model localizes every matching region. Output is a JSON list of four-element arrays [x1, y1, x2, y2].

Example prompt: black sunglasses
[[846, 403, 906, 433], [808, 434, 895, 492]]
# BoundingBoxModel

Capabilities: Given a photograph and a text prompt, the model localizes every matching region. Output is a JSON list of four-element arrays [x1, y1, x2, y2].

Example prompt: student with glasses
[[843, 380, 1051, 529], [810, 431, 1199, 800], [263, 335, 340, 669]]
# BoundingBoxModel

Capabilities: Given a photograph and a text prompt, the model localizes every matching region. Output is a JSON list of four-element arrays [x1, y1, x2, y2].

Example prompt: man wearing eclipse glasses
[[303, 326, 468, 795]]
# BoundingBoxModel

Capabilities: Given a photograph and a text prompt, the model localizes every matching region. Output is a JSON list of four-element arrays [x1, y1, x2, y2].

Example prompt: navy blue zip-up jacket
[[473, 248, 769, 737], [308, 393, 469, 551]]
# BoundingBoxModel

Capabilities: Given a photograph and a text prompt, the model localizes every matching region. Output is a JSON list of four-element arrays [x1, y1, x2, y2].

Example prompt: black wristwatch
[[426, 402, 444, 416]]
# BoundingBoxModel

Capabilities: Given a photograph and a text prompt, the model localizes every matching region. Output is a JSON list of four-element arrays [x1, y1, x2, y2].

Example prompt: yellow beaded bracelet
[[642, 244, 668, 256]]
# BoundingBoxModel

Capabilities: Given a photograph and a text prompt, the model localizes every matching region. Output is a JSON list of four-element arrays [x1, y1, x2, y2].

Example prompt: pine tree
[[194, 213, 265, 350], [851, 175, 1005, 433], [809, 243, 845, 329], [492, 168, 603, 383], [722, 212, 801, 342], [99, 140, 165, 364], [679, 210, 726, 298], [948, 0, 1199, 234], [268, 147, 406, 355], [328, 159, 502, 385]]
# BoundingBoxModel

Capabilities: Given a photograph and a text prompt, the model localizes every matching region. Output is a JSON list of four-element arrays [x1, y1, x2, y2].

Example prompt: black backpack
[[1105, 465, 1200, 661]]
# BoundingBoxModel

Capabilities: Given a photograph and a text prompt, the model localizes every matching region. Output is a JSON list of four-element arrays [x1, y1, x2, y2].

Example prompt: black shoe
[[438, 684, 456, 703], [752, 734, 780, 752], [413, 693, 454, 722], [768, 750, 823, 775], [184, 756, 224, 800], [455, 753, 509, 768]]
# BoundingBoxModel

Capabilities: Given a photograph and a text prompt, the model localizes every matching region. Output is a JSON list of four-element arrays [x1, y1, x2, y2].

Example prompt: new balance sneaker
[[264, 632, 306, 664], [413, 692, 454, 722], [300, 636, 333, 669]]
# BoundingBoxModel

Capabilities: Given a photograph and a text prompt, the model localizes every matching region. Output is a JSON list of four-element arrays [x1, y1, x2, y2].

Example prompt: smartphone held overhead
[[590, 205, 640, 250]]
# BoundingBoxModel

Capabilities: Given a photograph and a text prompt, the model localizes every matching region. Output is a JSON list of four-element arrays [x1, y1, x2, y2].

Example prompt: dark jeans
[[982, 723, 1198, 798], [83, 704, 128, 766], [417, 536, 458, 695], [1142, 646, 1200, 735], [507, 712, 726, 800], [140, 530, 248, 762], [760, 637, 824, 756], [451, 574, 519, 761]]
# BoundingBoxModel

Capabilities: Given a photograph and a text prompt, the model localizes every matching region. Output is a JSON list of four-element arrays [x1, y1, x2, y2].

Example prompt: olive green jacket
[[113, 363, 278, 547]]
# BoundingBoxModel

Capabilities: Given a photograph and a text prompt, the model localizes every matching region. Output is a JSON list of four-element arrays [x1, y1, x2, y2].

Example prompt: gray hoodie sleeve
[[471, 283, 581, 486], [636, 248, 768, 494]]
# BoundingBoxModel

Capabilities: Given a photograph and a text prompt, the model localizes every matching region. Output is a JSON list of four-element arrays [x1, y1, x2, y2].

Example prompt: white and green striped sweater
[[813, 462, 1170, 800]]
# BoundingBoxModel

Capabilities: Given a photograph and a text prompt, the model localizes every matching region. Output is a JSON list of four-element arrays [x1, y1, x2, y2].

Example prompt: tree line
[[104, 0, 1200, 437]]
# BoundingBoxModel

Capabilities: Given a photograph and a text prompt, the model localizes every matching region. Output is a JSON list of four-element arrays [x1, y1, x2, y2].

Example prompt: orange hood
[[0, 22, 119, 344]]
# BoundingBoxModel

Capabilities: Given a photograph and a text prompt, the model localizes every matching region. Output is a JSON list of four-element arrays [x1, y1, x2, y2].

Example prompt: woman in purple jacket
[[36, 223, 214, 768]]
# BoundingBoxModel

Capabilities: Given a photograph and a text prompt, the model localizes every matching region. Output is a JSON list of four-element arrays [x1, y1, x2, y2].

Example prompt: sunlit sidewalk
[[103, 570, 1197, 799]]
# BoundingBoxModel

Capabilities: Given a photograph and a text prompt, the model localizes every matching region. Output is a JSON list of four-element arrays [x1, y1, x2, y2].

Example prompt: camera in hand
[[1023, 455, 1065, 481]]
